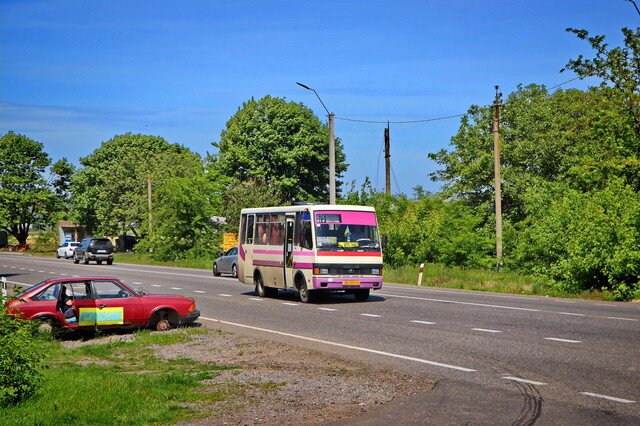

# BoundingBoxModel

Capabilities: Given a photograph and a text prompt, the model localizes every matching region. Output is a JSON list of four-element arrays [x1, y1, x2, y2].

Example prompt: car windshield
[[15, 280, 49, 297]]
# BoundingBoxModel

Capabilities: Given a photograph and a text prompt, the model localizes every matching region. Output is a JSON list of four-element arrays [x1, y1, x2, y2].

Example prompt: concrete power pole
[[492, 87, 503, 272], [329, 112, 336, 205], [384, 125, 391, 195]]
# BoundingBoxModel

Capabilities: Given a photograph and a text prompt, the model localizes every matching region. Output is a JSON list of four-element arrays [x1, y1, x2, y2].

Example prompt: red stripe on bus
[[317, 252, 381, 257]]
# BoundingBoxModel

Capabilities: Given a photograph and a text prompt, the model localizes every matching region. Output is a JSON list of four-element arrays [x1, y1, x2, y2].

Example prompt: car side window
[[93, 280, 132, 299], [69, 282, 89, 299]]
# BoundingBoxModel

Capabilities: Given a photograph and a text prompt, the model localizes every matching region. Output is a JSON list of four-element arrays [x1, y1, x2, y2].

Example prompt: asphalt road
[[2, 253, 639, 425]]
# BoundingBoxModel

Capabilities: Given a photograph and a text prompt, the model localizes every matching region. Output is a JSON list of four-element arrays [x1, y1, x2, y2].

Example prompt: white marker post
[[1, 276, 7, 299], [417, 263, 424, 286]]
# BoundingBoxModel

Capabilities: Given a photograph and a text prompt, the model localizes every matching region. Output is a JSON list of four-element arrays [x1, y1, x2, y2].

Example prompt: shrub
[[0, 295, 46, 406]]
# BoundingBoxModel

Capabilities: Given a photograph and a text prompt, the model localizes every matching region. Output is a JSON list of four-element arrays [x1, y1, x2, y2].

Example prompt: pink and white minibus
[[237, 205, 384, 302]]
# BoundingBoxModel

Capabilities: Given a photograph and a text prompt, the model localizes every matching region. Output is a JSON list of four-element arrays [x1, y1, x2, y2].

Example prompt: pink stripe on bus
[[254, 249, 284, 255]]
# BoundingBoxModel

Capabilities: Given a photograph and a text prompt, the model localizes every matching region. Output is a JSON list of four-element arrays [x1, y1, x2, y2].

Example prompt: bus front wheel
[[354, 289, 370, 301], [298, 281, 314, 303]]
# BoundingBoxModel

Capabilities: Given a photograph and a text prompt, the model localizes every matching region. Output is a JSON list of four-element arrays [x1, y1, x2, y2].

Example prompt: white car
[[56, 242, 80, 259]]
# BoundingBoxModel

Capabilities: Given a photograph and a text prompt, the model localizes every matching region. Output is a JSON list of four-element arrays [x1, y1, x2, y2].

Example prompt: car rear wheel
[[83, 254, 89, 264], [56, 252, 61, 259], [73, 254, 79, 264], [156, 319, 171, 331], [107, 259, 113, 265], [231, 264, 238, 278]]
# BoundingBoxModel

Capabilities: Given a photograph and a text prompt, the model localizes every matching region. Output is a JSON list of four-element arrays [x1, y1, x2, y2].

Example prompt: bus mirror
[[382, 234, 388, 249]]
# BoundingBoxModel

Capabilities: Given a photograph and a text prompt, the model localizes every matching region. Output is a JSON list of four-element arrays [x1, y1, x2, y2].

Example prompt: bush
[[0, 295, 46, 406]]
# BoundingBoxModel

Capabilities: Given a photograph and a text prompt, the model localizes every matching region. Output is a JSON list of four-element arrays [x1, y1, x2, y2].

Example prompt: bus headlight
[[371, 268, 381, 275], [313, 267, 329, 275]]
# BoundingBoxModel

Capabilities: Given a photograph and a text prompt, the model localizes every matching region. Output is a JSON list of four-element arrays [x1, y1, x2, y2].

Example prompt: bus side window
[[246, 215, 255, 244]]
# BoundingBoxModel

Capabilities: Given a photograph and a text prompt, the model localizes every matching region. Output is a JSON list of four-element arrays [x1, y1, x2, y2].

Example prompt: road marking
[[132, 281, 143, 285], [557, 312, 585, 317], [282, 302, 298, 306], [199, 316, 476, 372], [194, 290, 206, 294], [473, 328, 502, 333], [318, 308, 337, 311], [218, 294, 232, 297], [502, 376, 547, 386], [378, 293, 541, 312], [411, 320, 436, 325], [170, 287, 183, 290], [248, 297, 264, 301], [581, 392, 636, 404], [606, 316, 638, 322], [151, 284, 162, 287], [360, 313, 381, 318], [544, 337, 582, 344]]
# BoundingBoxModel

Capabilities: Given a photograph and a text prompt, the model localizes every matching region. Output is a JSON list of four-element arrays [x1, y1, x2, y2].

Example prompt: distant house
[[58, 221, 86, 244]]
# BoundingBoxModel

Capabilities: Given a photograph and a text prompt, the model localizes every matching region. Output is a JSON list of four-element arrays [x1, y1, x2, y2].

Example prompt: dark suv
[[73, 238, 115, 265]]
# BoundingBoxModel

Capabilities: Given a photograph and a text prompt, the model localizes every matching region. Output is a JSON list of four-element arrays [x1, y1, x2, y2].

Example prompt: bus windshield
[[314, 222, 381, 251]]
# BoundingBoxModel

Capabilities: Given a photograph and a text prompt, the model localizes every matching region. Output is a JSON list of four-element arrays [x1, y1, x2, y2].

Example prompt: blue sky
[[1, 0, 636, 195]]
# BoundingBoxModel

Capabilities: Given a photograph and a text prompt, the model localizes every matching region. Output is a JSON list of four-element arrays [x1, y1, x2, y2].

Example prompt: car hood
[[141, 294, 194, 302]]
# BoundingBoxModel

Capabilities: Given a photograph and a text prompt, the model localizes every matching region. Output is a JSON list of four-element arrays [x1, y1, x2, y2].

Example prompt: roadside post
[[1, 276, 7, 299], [417, 263, 424, 286]]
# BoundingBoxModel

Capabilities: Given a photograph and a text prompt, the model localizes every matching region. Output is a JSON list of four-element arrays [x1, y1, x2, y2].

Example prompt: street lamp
[[296, 82, 336, 204]]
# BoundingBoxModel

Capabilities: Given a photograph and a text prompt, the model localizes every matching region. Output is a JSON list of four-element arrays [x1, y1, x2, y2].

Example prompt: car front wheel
[[213, 263, 221, 276], [73, 254, 79, 264]]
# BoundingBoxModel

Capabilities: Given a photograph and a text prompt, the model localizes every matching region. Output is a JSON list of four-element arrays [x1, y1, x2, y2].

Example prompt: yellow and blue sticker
[[79, 307, 124, 326]]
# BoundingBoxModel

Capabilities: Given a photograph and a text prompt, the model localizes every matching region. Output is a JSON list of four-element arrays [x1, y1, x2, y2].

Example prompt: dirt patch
[[163, 328, 435, 425], [63, 327, 435, 424]]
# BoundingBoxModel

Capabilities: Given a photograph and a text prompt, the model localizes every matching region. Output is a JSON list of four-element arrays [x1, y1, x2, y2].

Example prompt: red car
[[6, 277, 200, 332]]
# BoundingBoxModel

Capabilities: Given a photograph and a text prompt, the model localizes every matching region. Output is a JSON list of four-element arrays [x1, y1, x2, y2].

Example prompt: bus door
[[284, 216, 295, 288]]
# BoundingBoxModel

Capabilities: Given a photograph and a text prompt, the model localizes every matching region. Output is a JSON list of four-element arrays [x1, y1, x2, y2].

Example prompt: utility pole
[[147, 173, 153, 234], [296, 82, 336, 204], [328, 112, 336, 204], [492, 86, 503, 272], [384, 124, 391, 195]]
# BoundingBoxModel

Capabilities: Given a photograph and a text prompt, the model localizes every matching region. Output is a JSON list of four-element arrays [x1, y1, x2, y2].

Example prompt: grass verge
[[384, 263, 605, 299], [0, 328, 242, 425]]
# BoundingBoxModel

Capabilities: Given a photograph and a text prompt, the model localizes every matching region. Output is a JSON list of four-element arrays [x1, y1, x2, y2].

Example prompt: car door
[[76, 280, 144, 328]]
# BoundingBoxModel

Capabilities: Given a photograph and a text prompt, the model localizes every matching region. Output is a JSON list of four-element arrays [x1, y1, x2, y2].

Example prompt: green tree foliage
[[71, 133, 208, 236], [563, 26, 640, 135], [0, 293, 45, 406], [215, 179, 286, 232], [208, 95, 348, 203], [427, 33, 640, 299], [0, 132, 57, 245], [341, 183, 494, 269]]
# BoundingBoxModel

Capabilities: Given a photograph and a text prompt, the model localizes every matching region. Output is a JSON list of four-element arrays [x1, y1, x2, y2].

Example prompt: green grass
[[384, 263, 605, 300], [0, 329, 243, 425]]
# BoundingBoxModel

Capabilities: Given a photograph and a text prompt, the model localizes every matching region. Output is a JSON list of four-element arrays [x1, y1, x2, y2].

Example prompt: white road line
[[151, 284, 162, 287], [502, 376, 547, 386], [193, 290, 206, 294], [557, 312, 586, 317], [132, 281, 143, 285], [199, 316, 476, 372], [283, 302, 298, 306], [248, 298, 264, 301], [581, 392, 636, 404], [170, 287, 183, 290], [360, 313, 381, 318], [606, 316, 638, 322], [411, 320, 436, 325], [472, 328, 502, 333], [218, 294, 233, 297], [544, 337, 582, 344], [378, 293, 541, 312], [318, 308, 337, 311]]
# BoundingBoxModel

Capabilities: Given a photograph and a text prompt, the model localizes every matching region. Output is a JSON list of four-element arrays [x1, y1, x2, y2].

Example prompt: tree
[[562, 26, 640, 135], [71, 133, 206, 236], [208, 95, 348, 203], [0, 132, 56, 245]]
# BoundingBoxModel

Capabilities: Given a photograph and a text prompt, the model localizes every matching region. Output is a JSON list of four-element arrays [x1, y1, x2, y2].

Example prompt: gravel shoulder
[[63, 326, 436, 425]]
